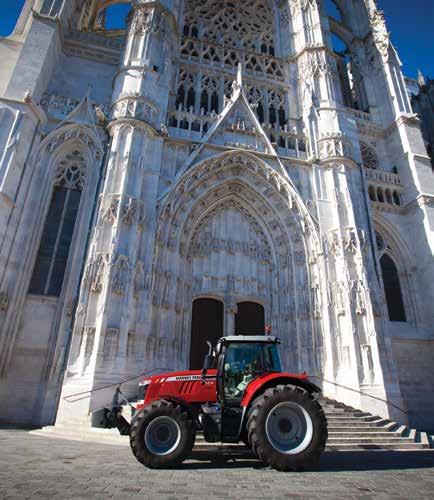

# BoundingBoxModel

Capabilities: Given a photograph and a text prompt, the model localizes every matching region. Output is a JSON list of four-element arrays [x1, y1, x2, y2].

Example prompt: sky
[[0, 0, 433, 78]]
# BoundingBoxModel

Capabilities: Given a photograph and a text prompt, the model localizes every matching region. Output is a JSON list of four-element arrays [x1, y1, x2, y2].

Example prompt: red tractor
[[114, 335, 327, 471]]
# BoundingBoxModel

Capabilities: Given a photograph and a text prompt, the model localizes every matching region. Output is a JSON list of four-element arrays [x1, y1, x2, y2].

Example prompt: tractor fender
[[241, 373, 321, 410]]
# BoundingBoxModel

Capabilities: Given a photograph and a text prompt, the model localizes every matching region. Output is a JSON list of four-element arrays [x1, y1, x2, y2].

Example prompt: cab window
[[223, 342, 281, 404]]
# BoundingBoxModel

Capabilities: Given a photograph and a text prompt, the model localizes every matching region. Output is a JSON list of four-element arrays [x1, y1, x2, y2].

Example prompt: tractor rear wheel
[[246, 385, 327, 471], [130, 400, 196, 469]]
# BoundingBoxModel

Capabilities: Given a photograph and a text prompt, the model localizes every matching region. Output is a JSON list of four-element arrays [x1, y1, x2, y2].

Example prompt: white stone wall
[[0, 0, 433, 431]]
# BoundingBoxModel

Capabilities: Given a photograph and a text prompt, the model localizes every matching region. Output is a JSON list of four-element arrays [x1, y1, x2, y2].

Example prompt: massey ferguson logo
[[166, 375, 216, 382]]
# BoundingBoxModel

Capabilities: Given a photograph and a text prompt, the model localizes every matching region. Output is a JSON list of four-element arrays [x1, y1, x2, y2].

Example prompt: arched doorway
[[190, 298, 224, 369], [235, 302, 265, 335], [380, 254, 407, 322]]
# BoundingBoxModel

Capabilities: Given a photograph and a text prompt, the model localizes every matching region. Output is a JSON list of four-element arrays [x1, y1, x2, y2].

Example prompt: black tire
[[130, 400, 196, 469], [246, 385, 327, 472]]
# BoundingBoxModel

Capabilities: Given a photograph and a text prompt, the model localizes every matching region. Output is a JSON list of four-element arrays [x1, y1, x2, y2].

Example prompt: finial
[[231, 63, 244, 96], [417, 69, 426, 87], [85, 85, 92, 101], [237, 63, 243, 88]]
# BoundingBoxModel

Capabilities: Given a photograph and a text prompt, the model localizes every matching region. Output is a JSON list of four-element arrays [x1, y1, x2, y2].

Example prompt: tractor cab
[[200, 335, 284, 443], [205, 335, 281, 403]]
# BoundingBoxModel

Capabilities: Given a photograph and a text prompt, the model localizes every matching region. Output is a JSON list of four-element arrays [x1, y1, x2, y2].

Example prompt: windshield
[[223, 342, 282, 404]]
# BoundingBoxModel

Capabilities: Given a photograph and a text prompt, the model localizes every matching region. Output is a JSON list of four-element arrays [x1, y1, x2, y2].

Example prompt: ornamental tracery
[[54, 149, 87, 189], [360, 141, 379, 170], [170, 0, 290, 144], [183, 0, 275, 54]]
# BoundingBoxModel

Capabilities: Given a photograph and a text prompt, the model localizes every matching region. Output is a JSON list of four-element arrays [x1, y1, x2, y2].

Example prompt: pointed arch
[[148, 151, 329, 374], [380, 254, 406, 322], [374, 216, 418, 325], [28, 124, 104, 299]]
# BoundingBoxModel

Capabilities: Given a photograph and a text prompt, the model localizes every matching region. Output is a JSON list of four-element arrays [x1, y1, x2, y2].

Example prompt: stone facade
[[411, 73, 434, 170], [0, 0, 433, 432]]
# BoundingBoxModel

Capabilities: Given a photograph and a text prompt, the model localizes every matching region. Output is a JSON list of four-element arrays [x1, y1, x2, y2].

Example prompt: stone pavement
[[1, 430, 434, 500]]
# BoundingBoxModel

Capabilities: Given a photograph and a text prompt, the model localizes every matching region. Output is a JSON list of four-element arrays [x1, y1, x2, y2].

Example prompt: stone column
[[57, 0, 178, 423]]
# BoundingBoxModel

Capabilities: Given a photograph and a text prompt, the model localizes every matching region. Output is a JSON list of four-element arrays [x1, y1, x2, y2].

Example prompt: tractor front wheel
[[130, 400, 196, 469], [247, 385, 327, 471]]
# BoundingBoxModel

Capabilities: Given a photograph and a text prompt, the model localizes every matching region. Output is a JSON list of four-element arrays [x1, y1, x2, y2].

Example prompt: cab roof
[[220, 336, 280, 343]]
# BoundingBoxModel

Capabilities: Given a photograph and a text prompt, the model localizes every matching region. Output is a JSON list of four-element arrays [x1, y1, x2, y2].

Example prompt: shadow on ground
[[173, 449, 434, 472]]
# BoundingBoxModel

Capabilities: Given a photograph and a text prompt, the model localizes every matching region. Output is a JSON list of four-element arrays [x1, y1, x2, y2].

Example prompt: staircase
[[30, 397, 431, 452], [320, 398, 430, 451]]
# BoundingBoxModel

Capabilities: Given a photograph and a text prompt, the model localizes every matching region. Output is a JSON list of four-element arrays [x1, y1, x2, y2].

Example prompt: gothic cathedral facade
[[0, 0, 433, 432]]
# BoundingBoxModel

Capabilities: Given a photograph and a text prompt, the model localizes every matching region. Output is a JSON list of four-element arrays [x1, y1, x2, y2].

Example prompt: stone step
[[325, 411, 372, 418], [326, 417, 388, 425], [327, 425, 397, 432], [326, 442, 428, 451], [327, 437, 415, 444], [327, 432, 404, 439]]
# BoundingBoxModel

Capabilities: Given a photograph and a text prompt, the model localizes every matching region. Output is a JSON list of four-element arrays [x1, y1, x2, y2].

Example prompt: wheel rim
[[144, 416, 182, 456], [265, 402, 314, 455]]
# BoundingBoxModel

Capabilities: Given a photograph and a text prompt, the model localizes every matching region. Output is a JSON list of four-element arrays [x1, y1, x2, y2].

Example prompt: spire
[[418, 69, 426, 88]]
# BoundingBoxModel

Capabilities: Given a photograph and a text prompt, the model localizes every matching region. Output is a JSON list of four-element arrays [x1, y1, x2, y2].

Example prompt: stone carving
[[299, 49, 334, 83], [103, 197, 119, 224], [328, 231, 341, 257], [104, 328, 119, 358], [0, 291, 9, 312], [343, 228, 358, 254], [121, 197, 137, 225], [95, 105, 107, 126], [333, 281, 346, 316], [311, 283, 322, 319], [41, 93, 109, 122], [46, 127, 103, 161], [112, 255, 130, 296], [82, 327, 95, 369], [91, 254, 108, 293], [318, 133, 352, 161], [352, 280, 366, 316], [111, 95, 157, 125], [133, 261, 145, 300], [289, 0, 319, 16], [132, 6, 167, 38], [371, 10, 390, 61]]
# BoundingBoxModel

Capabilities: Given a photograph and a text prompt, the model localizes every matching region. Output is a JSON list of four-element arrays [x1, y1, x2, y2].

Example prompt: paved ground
[[1, 430, 434, 499]]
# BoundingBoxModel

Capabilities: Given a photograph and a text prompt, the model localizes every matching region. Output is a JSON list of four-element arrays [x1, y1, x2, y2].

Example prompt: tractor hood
[[137, 369, 218, 408]]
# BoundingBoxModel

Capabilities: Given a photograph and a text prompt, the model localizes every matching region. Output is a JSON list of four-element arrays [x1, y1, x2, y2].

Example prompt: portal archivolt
[[148, 152, 326, 373]]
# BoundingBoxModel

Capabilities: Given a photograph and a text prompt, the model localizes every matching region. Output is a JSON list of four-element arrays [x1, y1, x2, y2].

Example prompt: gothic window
[[393, 191, 401, 205], [380, 254, 407, 322], [377, 188, 384, 203], [41, 0, 63, 17], [331, 32, 369, 112], [172, 0, 287, 130], [28, 150, 86, 297], [385, 189, 392, 204], [361, 142, 379, 170]]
